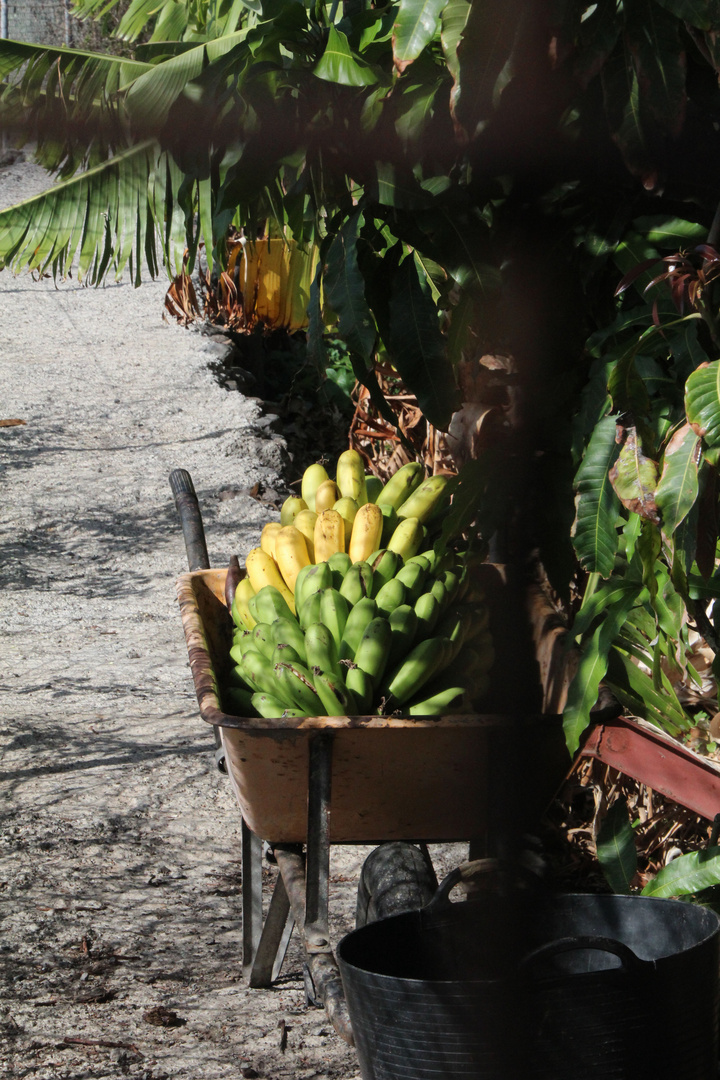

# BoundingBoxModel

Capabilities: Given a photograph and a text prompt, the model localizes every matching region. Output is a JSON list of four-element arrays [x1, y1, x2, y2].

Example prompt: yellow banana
[[302, 463, 330, 512], [333, 497, 359, 550], [314, 478, 340, 513], [274, 525, 311, 594], [348, 502, 384, 563], [280, 496, 308, 526], [293, 508, 318, 562], [336, 449, 368, 506], [245, 547, 296, 613], [260, 521, 283, 559], [231, 576, 257, 631], [314, 509, 346, 562]]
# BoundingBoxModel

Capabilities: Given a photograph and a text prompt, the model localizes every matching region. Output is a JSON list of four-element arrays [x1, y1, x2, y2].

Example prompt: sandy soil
[[0, 153, 465, 1080]]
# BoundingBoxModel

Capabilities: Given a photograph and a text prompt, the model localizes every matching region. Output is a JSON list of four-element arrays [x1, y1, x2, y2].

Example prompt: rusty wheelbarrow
[[170, 469, 571, 1043]]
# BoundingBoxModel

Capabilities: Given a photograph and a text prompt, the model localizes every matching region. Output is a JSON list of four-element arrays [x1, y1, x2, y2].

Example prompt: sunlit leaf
[[392, 0, 448, 73], [686, 360, 720, 451], [642, 846, 720, 897], [573, 415, 621, 577], [655, 422, 700, 534], [609, 425, 660, 523], [314, 25, 380, 86]]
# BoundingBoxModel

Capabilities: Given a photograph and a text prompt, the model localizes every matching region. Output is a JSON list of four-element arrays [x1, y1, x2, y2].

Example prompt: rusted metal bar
[[305, 732, 332, 952], [248, 872, 294, 988], [241, 819, 263, 980]]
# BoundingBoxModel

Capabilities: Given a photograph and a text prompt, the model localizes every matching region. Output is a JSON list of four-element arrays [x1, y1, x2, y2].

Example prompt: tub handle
[[519, 935, 654, 974]]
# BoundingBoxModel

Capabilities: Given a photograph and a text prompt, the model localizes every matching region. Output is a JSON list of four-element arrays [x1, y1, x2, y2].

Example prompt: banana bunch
[[222, 518, 494, 720]]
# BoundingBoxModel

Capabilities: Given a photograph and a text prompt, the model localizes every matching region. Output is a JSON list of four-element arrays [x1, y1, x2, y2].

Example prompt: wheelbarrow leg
[[241, 818, 264, 980], [248, 871, 295, 988]]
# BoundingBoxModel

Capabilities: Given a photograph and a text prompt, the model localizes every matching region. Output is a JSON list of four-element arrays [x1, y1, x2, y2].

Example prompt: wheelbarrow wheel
[[356, 842, 437, 928]]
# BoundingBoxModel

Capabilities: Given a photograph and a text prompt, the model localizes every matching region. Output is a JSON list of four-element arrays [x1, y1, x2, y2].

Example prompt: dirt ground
[[0, 153, 465, 1080]]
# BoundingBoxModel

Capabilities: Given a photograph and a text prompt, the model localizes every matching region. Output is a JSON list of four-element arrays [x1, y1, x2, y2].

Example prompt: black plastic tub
[[337, 874, 720, 1080]]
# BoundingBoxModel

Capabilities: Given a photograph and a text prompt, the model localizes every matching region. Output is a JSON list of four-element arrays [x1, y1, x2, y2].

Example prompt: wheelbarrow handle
[[169, 468, 210, 571]]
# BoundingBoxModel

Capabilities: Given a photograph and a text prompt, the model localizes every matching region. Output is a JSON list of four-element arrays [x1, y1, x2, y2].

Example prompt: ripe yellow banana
[[274, 525, 311, 594], [348, 502, 384, 563], [336, 449, 367, 506], [280, 496, 308, 526], [314, 509, 345, 562], [245, 547, 296, 613], [314, 478, 340, 513], [260, 521, 283, 559], [333, 496, 359, 548], [231, 576, 257, 631], [293, 508, 318, 562], [302, 463, 330, 512]]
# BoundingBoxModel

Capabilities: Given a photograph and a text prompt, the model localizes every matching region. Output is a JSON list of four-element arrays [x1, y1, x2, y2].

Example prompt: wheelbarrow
[[170, 469, 571, 1044]]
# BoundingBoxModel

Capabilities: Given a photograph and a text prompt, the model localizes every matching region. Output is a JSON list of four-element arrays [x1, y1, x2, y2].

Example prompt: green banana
[[339, 596, 378, 660], [298, 589, 323, 630], [253, 584, 297, 625], [251, 622, 276, 660], [345, 665, 374, 713], [397, 475, 449, 523], [414, 591, 441, 638], [237, 649, 287, 699], [319, 588, 350, 651], [295, 561, 333, 610], [395, 560, 428, 604], [272, 643, 303, 667], [313, 670, 358, 716], [382, 637, 448, 706], [369, 549, 402, 595], [275, 661, 324, 715], [269, 616, 308, 664], [376, 462, 424, 510], [365, 475, 383, 503], [430, 578, 450, 613], [406, 685, 470, 716], [251, 692, 307, 719], [435, 608, 474, 661], [222, 684, 256, 717], [379, 504, 399, 547], [280, 495, 308, 526], [387, 604, 419, 667], [441, 569, 461, 605], [353, 617, 393, 689], [374, 578, 408, 617], [339, 561, 373, 606], [387, 517, 425, 560], [301, 463, 330, 512], [304, 621, 343, 680], [229, 639, 259, 668], [328, 550, 352, 589]]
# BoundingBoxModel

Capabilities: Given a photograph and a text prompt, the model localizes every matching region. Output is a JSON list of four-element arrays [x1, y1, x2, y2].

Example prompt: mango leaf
[[324, 211, 377, 365], [625, 0, 686, 139], [602, 42, 657, 189], [392, 0, 448, 73], [686, 360, 720, 449], [563, 589, 641, 753], [596, 799, 638, 894], [573, 578, 644, 644], [450, 0, 521, 140], [314, 25, 380, 86], [642, 847, 720, 898], [652, 0, 720, 32], [609, 425, 660, 523], [387, 254, 460, 430], [573, 415, 621, 577], [440, 0, 470, 84], [655, 422, 700, 534], [636, 518, 661, 601], [633, 215, 707, 248]]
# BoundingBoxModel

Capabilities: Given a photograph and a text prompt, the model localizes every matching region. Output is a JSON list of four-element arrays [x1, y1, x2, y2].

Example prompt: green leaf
[[450, 0, 521, 139], [324, 212, 377, 365], [313, 25, 380, 86], [440, 0, 470, 84], [392, 0, 448, 73], [573, 415, 621, 577], [652, 0, 720, 32], [655, 422, 700, 535], [608, 426, 660, 523], [573, 579, 644, 643], [642, 847, 720, 897], [596, 799, 638, 894], [632, 214, 707, 248], [686, 360, 720, 451], [563, 589, 640, 753], [386, 253, 460, 430], [625, 0, 686, 139]]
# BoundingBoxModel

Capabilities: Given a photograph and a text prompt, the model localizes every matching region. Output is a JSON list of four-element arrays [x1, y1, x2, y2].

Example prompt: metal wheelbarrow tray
[[176, 562, 570, 1042]]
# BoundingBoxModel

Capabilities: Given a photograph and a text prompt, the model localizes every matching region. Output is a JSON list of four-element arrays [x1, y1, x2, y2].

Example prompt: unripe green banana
[[435, 608, 474, 661], [365, 474, 383, 503], [336, 449, 368, 506], [395, 560, 428, 604], [441, 569, 461, 605], [295, 561, 333, 610], [353, 617, 393, 688], [379, 504, 399, 547], [237, 649, 286, 698], [305, 621, 343, 681], [397, 475, 449, 524], [387, 517, 425, 560], [345, 665, 374, 713], [430, 578, 450, 613], [275, 661, 324, 715], [414, 591, 441, 638], [387, 604, 419, 667], [271, 643, 303, 667], [251, 692, 307, 719], [269, 616, 308, 664], [298, 589, 323, 630], [280, 495, 308, 526], [231, 577, 257, 631], [339, 561, 373, 606], [339, 596, 378, 660], [252, 622, 276, 660], [328, 550, 352, 589], [369, 549, 402, 596], [222, 684, 256, 717], [253, 584, 296, 625], [406, 685, 470, 716], [382, 637, 448, 705], [313, 670, 358, 717], [319, 588, 350, 651], [301, 463, 330, 512], [229, 638, 259, 668], [376, 462, 424, 510], [374, 577, 408, 617]]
